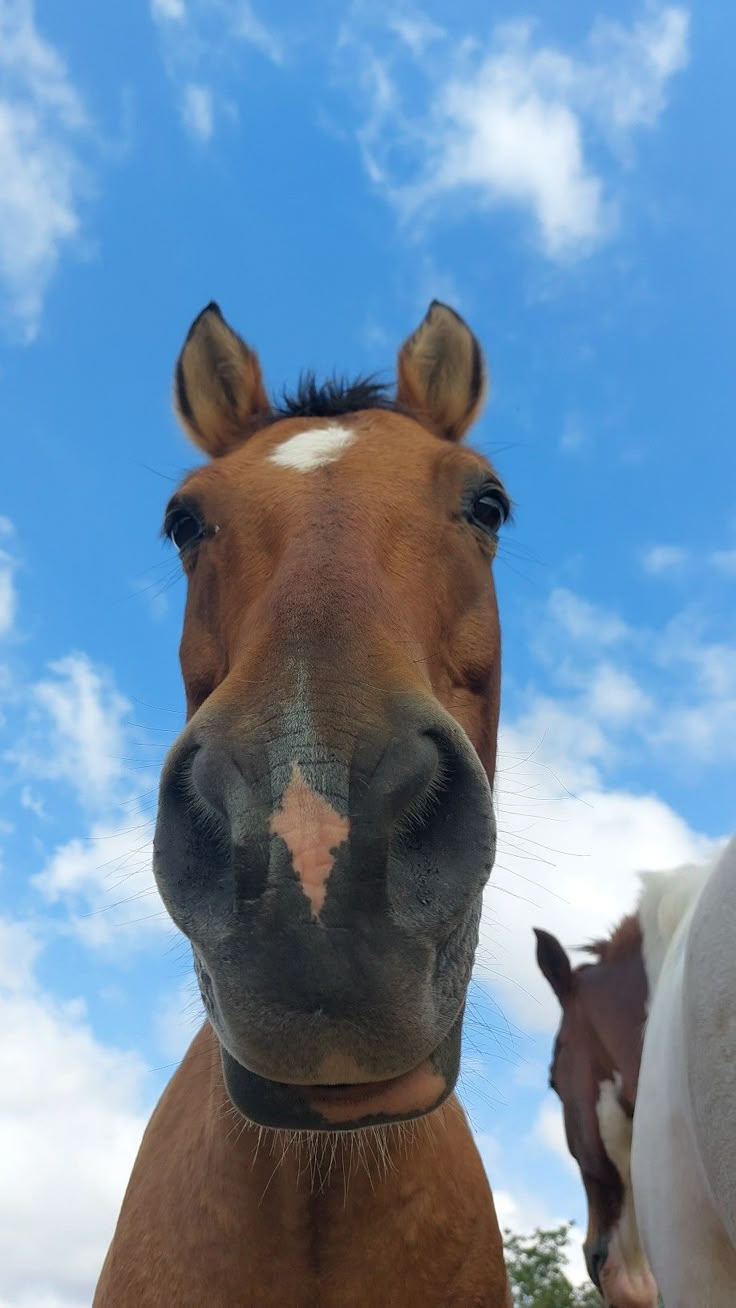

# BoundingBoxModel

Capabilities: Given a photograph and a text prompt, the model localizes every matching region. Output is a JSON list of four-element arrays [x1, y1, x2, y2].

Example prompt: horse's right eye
[[166, 509, 205, 554]]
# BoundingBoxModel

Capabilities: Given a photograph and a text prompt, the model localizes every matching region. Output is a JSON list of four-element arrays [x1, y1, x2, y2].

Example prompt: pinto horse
[[537, 835, 736, 1308], [535, 920, 656, 1308], [94, 302, 512, 1306], [632, 835, 736, 1307]]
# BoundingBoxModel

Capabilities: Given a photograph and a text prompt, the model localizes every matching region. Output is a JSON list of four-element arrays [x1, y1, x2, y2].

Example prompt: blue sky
[[1, 1, 735, 1302]]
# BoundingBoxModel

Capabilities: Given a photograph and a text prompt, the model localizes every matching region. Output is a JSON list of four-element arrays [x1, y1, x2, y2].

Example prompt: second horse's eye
[[167, 510, 205, 554], [469, 485, 510, 536]]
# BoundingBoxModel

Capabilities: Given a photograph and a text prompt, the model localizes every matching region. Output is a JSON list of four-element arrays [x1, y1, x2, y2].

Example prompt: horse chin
[[218, 1017, 462, 1132]]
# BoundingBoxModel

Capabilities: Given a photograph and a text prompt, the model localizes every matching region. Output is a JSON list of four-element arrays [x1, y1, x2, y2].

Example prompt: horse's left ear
[[396, 301, 487, 442], [174, 303, 270, 458], [534, 928, 574, 1005]]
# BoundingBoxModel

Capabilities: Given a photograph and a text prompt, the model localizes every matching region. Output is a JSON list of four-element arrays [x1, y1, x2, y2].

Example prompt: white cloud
[[0, 0, 92, 339], [642, 543, 688, 574], [12, 654, 131, 810], [533, 1098, 577, 1175], [0, 918, 149, 1308], [343, 6, 690, 259], [153, 0, 282, 138], [20, 784, 46, 820], [154, 979, 202, 1060], [587, 6, 690, 136], [476, 1130, 589, 1284], [0, 916, 40, 991], [229, 1, 283, 65], [8, 649, 167, 951], [151, 0, 185, 19], [654, 698, 736, 761], [181, 81, 214, 140], [499, 694, 611, 792], [560, 413, 585, 454], [477, 582, 732, 1033], [481, 762, 716, 1033], [531, 586, 736, 764], [586, 663, 652, 725], [709, 549, 736, 577], [32, 814, 163, 949], [387, 12, 444, 58], [546, 586, 630, 647], [0, 545, 17, 637], [418, 31, 608, 258]]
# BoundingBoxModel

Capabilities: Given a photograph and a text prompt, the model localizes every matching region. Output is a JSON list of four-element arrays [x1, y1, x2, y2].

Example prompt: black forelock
[[270, 373, 402, 423]]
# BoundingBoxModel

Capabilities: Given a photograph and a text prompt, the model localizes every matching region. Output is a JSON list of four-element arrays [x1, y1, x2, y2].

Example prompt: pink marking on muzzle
[[269, 764, 350, 918]]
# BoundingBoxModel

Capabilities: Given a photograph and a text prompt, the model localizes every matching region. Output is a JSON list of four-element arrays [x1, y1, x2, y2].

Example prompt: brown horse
[[94, 301, 513, 1306], [535, 924, 658, 1308]]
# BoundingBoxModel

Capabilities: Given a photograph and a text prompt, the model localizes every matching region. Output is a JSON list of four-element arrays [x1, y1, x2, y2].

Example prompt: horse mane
[[271, 374, 403, 423], [580, 846, 724, 993], [636, 850, 719, 990], [582, 913, 642, 964]]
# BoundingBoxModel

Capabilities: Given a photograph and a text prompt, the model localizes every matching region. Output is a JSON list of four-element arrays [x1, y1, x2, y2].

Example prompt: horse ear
[[174, 303, 270, 457], [534, 928, 574, 1005], [396, 301, 487, 442]]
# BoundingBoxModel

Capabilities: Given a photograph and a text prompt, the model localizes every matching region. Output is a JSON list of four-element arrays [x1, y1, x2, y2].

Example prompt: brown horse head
[[535, 925, 658, 1308], [154, 301, 508, 1134]]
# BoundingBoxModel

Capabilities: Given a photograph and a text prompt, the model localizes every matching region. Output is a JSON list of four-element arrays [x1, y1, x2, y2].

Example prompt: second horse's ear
[[534, 928, 574, 1006], [174, 303, 270, 457], [396, 301, 487, 441]]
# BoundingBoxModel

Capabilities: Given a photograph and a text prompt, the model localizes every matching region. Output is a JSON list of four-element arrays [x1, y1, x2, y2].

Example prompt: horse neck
[[170, 1024, 497, 1304]]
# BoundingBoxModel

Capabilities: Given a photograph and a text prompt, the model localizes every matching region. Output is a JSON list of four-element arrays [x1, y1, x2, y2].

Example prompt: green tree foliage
[[504, 1225, 601, 1308]]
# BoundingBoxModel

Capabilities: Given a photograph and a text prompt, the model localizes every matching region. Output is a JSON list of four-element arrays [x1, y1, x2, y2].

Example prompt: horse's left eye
[[167, 510, 205, 554], [470, 486, 510, 536]]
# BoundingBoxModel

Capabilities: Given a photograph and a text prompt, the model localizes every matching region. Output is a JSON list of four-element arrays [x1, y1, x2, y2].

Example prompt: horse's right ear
[[174, 303, 270, 457], [534, 928, 574, 1005]]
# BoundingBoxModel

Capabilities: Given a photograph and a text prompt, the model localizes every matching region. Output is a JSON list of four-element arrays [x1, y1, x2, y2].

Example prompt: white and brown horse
[[538, 835, 736, 1308], [535, 917, 656, 1308], [94, 302, 513, 1306]]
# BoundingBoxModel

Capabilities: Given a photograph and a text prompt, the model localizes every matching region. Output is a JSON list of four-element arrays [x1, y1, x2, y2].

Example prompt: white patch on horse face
[[597, 1074, 631, 1179], [597, 1076, 657, 1305], [269, 424, 355, 471]]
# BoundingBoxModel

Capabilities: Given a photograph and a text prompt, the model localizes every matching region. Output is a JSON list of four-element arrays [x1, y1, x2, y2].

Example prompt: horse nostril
[[588, 1244, 608, 1292], [371, 731, 440, 831]]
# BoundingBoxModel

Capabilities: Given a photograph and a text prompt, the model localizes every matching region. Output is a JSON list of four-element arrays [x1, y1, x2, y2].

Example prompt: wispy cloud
[[13, 654, 131, 810], [0, 519, 18, 637], [151, 0, 186, 19], [33, 815, 162, 949], [151, 0, 283, 140], [642, 543, 689, 574], [709, 548, 736, 577], [534, 585, 736, 765], [181, 81, 214, 141], [546, 586, 630, 646], [6, 641, 166, 949], [0, 0, 94, 340], [560, 413, 586, 455], [339, 5, 690, 260]]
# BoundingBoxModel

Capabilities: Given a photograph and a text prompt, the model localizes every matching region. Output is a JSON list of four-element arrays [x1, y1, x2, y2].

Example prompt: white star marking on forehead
[[269, 424, 356, 471]]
